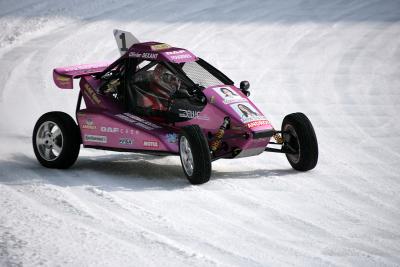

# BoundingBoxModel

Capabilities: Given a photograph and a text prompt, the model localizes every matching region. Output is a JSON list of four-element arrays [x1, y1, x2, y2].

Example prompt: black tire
[[32, 112, 81, 169], [179, 125, 212, 184], [282, 112, 318, 171]]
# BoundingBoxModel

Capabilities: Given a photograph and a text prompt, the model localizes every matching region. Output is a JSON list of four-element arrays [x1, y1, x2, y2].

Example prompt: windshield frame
[[167, 58, 234, 90], [126, 57, 235, 95]]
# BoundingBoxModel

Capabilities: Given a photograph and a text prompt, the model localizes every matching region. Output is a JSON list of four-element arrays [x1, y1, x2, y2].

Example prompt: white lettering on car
[[100, 126, 119, 133], [165, 50, 186, 55], [178, 109, 209, 120], [142, 53, 158, 59], [128, 52, 158, 60], [119, 138, 133, 145], [143, 141, 158, 148], [84, 135, 107, 143], [116, 113, 162, 130], [170, 54, 192, 60], [100, 126, 134, 135], [246, 120, 270, 129]]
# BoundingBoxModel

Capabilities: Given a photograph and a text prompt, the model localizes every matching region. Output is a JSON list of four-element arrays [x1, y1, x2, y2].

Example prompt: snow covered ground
[[1, 0, 400, 266]]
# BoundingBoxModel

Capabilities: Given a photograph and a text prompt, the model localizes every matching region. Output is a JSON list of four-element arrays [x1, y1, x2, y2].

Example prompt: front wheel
[[32, 112, 81, 169], [282, 112, 318, 171], [179, 125, 212, 184]]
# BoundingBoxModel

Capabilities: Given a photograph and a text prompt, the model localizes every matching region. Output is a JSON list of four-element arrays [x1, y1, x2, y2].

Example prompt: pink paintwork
[[52, 41, 275, 159], [128, 42, 197, 63], [53, 62, 111, 89], [175, 85, 273, 158], [77, 111, 179, 153]]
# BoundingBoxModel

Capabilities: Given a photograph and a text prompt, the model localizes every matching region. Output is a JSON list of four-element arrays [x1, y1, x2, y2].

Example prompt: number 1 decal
[[119, 33, 127, 52]]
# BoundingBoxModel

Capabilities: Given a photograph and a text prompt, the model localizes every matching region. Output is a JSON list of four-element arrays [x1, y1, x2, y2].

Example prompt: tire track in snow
[[200, 180, 400, 265], [226, 8, 400, 263], [82, 184, 264, 266]]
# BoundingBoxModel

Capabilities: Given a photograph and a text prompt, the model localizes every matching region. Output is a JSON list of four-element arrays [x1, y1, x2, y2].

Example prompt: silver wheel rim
[[180, 136, 194, 176], [36, 121, 63, 161], [284, 124, 301, 164]]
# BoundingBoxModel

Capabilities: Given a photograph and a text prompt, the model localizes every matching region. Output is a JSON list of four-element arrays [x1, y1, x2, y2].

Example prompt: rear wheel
[[33, 112, 81, 169], [282, 112, 318, 171], [179, 125, 211, 184]]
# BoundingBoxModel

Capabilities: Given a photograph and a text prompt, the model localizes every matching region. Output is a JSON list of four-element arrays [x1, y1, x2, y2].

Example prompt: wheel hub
[[36, 121, 63, 161], [283, 124, 301, 164], [180, 136, 194, 176]]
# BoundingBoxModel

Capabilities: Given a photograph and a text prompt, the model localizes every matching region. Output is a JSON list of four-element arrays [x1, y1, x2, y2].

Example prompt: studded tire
[[32, 112, 81, 169], [179, 125, 212, 185]]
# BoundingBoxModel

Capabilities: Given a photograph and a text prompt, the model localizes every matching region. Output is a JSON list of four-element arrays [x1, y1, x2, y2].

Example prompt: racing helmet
[[153, 64, 181, 94]]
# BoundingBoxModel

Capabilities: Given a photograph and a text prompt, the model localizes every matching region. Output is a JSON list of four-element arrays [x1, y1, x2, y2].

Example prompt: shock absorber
[[210, 117, 230, 154]]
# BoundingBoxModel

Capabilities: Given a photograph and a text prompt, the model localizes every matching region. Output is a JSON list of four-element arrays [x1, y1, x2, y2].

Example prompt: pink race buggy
[[32, 30, 318, 184]]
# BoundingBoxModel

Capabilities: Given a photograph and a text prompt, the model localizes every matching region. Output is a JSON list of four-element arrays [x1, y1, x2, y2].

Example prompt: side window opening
[[99, 61, 126, 102], [127, 60, 186, 115]]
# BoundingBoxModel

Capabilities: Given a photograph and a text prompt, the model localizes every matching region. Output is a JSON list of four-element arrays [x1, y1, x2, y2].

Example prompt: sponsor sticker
[[170, 54, 192, 60], [230, 102, 269, 128], [123, 113, 161, 128], [143, 141, 159, 148], [129, 52, 142, 58], [116, 114, 136, 123], [164, 50, 194, 61], [209, 96, 216, 104], [56, 76, 70, 82], [100, 126, 119, 133], [165, 50, 186, 55], [213, 86, 244, 104], [83, 83, 101, 105], [135, 122, 153, 130], [56, 75, 72, 87], [84, 135, 107, 143], [150, 43, 171, 51], [246, 120, 270, 129], [178, 109, 209, 120], [119, 138, 133, 145], [116, 113, 161, 130], [129, 52, 158, 60], [82, 118, 96, 130], [64, 63, 109, 72], [100, 126, 134, 135], [142, 53, 158, 59], [82, 125, 96, 130], [166, 133, 178, 143]]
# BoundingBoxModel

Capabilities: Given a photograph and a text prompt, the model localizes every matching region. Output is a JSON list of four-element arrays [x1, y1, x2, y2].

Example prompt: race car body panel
[[127, 42, 198, 63], [202, 85, 274, 158], [53, 62, 111, 89], [174, 85, 274, 158], [77, 75, 179, 153], [79, 76, 122, 111], [77, 110, 179, 154]]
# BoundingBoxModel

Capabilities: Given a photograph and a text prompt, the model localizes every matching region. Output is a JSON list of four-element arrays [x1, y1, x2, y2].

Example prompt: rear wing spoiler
[[53, 62, 111, 89]]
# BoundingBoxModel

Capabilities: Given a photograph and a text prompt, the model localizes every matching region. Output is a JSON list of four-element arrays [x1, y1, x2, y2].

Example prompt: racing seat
[[125, 84, 137, 113], [126, 83, 166, 119]]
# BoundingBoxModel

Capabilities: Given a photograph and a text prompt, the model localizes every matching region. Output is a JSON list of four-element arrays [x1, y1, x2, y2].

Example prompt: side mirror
[[240, 81, 250, 96]]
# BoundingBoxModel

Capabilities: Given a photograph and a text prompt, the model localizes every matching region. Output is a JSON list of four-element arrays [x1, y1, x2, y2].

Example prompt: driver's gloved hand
[[173, 89, 191, 98]]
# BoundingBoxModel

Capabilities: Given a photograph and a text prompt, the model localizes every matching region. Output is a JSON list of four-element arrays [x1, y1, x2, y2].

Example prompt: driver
[[142, 64, 181, 111], [153, 64, 181, 95]]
